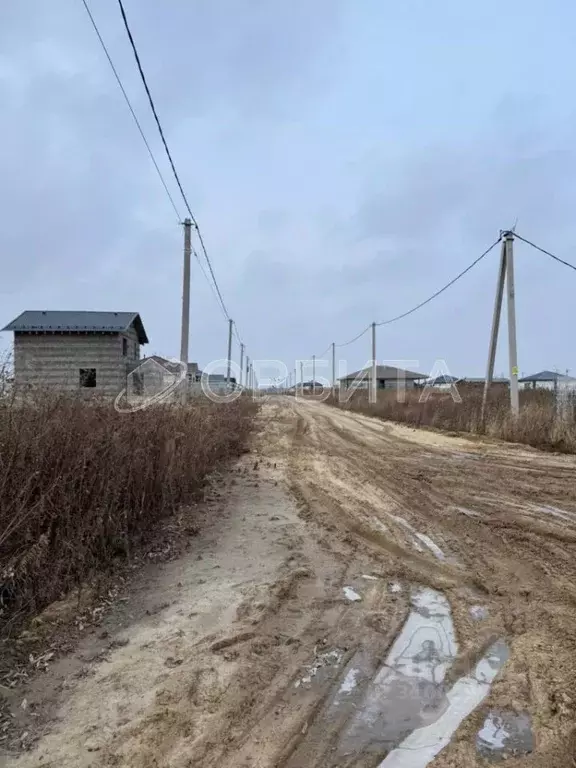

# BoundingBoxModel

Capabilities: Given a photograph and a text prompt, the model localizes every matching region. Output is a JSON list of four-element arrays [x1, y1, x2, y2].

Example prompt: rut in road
[[6, 398, 576, 767]]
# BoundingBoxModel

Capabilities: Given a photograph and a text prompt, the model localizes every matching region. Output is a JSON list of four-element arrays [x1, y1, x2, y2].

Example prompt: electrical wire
[[336, 324, 371, 349], [312, 236, 501, 358], [116, 0, 234, 323], [376, 236, 501, 326], [193, 250, 229, 322], [514, 232, 576, 273], [80, 0, 181, 220]]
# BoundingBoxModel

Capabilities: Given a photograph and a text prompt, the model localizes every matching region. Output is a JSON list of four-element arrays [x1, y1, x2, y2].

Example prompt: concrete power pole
[[332, 342, 336, 393], [180, 218, 192, 366], [245, 355, 250, 392], [481, 238, 506, 425], [312, 355, 316, 395], [482, 231, 520, 420], [371, 322, 377, 404], [226, 319, 233, 389], [505, 232, 520, 416], [239, 343, 245, 388], [180, 218, 192, 403]]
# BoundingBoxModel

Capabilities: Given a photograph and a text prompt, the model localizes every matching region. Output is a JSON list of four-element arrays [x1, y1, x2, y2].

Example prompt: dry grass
[[329, 386, 576, 453], [0, 392, 258, 630]]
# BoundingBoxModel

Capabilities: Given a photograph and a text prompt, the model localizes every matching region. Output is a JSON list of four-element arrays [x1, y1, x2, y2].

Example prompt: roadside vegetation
[[328, 387, 576, 454], [0, 391, 257, 631]]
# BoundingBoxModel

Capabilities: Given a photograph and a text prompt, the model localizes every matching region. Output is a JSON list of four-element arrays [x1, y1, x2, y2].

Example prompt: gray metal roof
[[518, 370, 574, 383], [2, 310, 148, 344], [426, 375, 460, 385], [340, 365, 425, 381]]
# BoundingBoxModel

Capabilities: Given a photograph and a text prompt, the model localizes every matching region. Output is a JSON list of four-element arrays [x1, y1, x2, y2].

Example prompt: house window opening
[[79, 368, 97, 388]]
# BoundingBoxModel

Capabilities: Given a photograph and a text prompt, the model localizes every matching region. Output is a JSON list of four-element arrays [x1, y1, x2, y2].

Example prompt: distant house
[[519, 370, 576, 391], [2, 310, 148, 396], [300, 380, 325, 391], [339, 365, 425, 390], [198, 372, 237, 392], [425, 374, 461, 389]]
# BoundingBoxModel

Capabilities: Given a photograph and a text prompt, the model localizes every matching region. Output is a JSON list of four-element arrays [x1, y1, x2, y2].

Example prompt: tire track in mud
[[285, 398, 576, 767]]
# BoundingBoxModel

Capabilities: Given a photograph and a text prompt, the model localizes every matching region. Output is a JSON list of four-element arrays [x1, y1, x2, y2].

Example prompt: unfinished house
[[2, 310, 149, 396]]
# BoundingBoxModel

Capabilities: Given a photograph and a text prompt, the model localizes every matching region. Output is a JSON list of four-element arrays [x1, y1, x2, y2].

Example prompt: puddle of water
[[379, 640, 510, 767], [334, 587, 509, 766], [337, 588, 457, 757], [294, 648, 344, 688], [414, 533, 446, 561], [477, 709, 533, 761], [536, 504, 576, 524], [454, 506, 482, 519], [387, 514, 446, 561], [343, 586, 362, 602], [339, 667, 361, 694], [469, 605, 489, 621]]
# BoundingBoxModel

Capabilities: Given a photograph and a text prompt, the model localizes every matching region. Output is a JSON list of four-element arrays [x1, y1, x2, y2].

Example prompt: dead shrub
[[0, 392, 258, 630]]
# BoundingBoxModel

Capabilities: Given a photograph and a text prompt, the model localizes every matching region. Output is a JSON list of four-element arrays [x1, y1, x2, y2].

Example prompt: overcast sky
[[1, 0, 575, 381]]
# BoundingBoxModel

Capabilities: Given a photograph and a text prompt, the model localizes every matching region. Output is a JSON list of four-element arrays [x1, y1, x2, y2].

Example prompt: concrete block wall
[[14, 330, 142, 396]]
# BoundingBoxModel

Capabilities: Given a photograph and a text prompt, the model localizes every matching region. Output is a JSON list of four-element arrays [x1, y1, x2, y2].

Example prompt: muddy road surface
[[5, 398, 576, 767]]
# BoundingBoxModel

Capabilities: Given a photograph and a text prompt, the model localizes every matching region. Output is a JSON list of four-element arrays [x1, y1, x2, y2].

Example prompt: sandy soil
[[3, 398, 576, 767]]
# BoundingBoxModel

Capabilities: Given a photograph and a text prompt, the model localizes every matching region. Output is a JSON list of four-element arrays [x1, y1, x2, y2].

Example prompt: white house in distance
[[2, 310, 148, 396]]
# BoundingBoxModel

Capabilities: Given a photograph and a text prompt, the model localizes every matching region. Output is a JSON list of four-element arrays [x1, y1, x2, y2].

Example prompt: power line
[[514, 232, 576, 273], [115, 0, 232, 322], [376, 237, 501, 326], [193, 250, 229, 322], [336, 325, 371, 349], [80, 0, 181, 220], [314, 236, 501, 357]]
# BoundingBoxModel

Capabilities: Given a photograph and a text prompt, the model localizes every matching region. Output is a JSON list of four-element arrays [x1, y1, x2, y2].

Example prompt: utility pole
[[246, 355, 250, 392], [239, 343, 245, 388], [226, 319, 233, 389], [481, 238, 506, 424], [505, 232, 520, 416], [294, 367, 297, 395], [332, 342, 336, 393], [300, 361, 304, 395], [312, 355, 316, 395], [180, 218, 192, 403], [180, 218, 192, 366], [371, 322, 377, 404], [481, 231, 520, 420]]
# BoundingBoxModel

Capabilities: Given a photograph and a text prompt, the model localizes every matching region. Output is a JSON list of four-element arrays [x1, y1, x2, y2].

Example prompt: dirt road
[[5, 398, 576, 767]]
